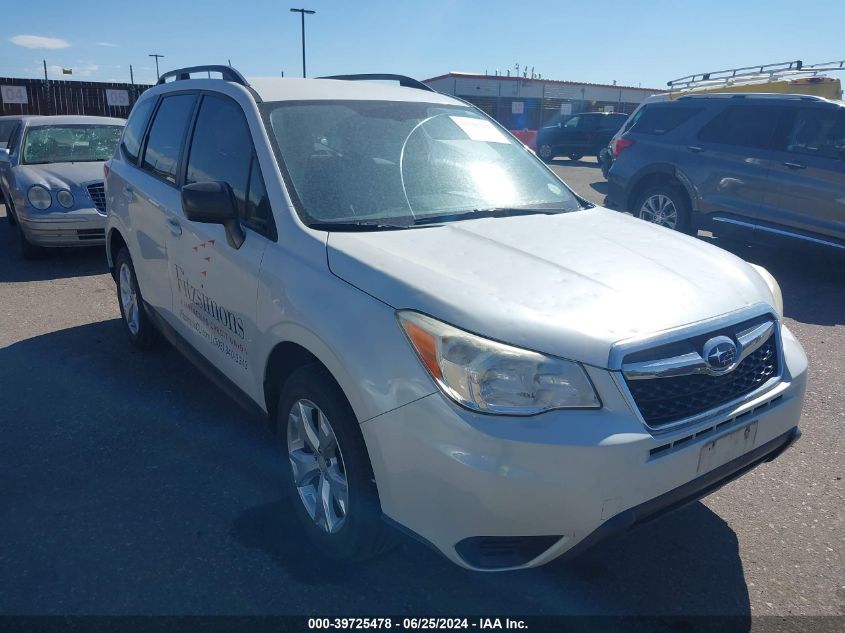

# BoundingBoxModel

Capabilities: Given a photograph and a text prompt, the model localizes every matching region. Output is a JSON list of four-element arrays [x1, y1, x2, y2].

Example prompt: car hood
[[14, 162, 104, 189], [326, 207, 775, 368]]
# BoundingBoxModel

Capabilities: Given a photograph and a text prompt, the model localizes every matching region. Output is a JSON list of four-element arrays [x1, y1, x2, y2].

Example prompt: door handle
[[783, 161, 806, 170], [166, 217, 182, 237], [688, 145, 704, 153], [122, 185, 135, 199]]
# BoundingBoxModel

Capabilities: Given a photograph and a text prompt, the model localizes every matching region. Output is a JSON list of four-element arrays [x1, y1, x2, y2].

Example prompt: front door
[[167, 93, 275, 402]]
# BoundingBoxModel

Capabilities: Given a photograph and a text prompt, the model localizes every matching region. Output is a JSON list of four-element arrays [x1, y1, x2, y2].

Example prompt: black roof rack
[[157, 65, 251, 87], [318, 73, 435, 92]]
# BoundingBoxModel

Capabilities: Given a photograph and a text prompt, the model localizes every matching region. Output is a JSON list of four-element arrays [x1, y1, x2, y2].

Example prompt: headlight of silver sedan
[[27, 185, 52, 210], [56, 189, 74, 208], [398, 310, 600, 415]]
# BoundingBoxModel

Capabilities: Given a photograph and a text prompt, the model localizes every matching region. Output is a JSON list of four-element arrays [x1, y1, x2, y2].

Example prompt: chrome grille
[[86, 182, 106, 213], [621, 317, 780, 429]]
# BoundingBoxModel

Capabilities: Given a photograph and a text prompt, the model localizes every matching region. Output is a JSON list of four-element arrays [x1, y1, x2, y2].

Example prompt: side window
[[580, 116, 600, 130], [698, 105, 782, 149], [245, 154, 276, 238], [563, 116, 580, 129], [142, 94, 197, 184], [186, 95, 276, 239], [785, 108, 845, 160], [120, 98, 155, 164], [630, 106, 701, 135], [599, 115, 626, 131]]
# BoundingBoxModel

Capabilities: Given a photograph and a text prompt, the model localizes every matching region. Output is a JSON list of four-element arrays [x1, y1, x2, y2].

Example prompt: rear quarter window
[[630, 106, 701, 135], [121, 98, 155, 164]]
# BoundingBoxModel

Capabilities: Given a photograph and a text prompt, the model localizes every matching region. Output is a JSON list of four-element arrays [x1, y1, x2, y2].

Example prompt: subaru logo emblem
[[702, 336, 737, 374]]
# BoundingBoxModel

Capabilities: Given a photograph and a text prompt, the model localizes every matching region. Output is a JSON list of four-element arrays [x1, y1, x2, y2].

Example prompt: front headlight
[[27, 185, 52, 210], [56, 189, 74, 208], [398, 311, 600, 415], [750, 264, 783, 317]]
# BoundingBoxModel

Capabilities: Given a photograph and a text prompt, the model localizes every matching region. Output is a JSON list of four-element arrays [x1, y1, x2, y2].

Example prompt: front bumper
[[362, 325, 807, 571], [17, 206, 106, 246]]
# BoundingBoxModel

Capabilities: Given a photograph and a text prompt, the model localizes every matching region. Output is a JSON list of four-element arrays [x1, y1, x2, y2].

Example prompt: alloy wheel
[[640, 194, 678, 229], [287, 398, 349, 533], [118, 263, 140, 335]]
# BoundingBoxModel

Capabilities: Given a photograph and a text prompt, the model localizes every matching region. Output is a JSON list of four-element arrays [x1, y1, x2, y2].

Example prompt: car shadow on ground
[[0, 318, 751, 621], [0, 205, 108, 282], [702, 236, 845, 327], [589, 181, 609, 195]]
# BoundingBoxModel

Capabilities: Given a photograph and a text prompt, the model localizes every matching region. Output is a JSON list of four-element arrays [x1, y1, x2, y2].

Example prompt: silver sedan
[[0, 115, 124, 259]]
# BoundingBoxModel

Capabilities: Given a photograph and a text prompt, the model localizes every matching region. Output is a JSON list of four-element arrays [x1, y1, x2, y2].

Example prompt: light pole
[[290, 8, 315, 78], [149, 53, 165, 81]]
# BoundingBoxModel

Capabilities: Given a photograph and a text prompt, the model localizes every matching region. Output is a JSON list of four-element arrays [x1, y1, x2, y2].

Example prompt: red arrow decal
[[201, 270, 207, 276], [192, 246, 199, 251], [207, 239, 216, 246], [204, 257, 211, 262]]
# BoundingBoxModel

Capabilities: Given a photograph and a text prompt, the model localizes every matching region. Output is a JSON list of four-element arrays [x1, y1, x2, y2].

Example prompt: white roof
[[247, 77, 462, 105], [18, 115, 125, 126]]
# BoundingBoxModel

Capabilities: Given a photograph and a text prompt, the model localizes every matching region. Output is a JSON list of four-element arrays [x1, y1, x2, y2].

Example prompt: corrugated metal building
[[424, 72, 663, 129]]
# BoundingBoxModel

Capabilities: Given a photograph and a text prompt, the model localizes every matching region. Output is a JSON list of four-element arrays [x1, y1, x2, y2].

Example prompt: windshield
[[22, 124, 123, 164], [262, 100, 582, 228]]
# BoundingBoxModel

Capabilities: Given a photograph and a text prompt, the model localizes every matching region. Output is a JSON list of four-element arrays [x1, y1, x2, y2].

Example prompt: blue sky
[[2, 0, 843, 89]]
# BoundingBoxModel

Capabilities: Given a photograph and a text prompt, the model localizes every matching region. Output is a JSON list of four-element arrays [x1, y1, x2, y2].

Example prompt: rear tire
[[635, 184, 692, 234], [114, 247, 160, 349], [277, 364, 393, 562]]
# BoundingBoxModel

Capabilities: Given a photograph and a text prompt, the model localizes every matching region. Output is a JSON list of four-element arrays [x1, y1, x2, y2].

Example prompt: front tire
[[3, 190, 16, 227], [537, 144, 554, 163], [114, 247, 160, 349], [277, 365, 393, 562], [635, 184, 692, 234]]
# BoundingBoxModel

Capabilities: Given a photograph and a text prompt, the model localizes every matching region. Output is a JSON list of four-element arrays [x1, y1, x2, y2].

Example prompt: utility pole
[[149, 53, 165, 80], [290, 8, 315, 78], [130, 64, 135, 85], [43, 59, 48, 81]]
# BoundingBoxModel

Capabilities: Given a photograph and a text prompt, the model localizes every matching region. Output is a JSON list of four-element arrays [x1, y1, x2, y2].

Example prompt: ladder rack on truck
[[667, 59, 845, 91]]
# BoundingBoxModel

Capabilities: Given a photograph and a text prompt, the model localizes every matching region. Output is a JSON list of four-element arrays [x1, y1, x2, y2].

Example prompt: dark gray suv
[[606, 94, 845, 251]]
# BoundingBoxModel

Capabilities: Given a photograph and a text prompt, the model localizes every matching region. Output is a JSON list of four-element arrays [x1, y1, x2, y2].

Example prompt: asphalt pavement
[[0, 167, 842, 622]]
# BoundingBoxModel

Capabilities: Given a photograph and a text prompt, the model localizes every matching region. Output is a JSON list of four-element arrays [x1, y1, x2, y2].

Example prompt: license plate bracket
[[697, 421, 758, 475]]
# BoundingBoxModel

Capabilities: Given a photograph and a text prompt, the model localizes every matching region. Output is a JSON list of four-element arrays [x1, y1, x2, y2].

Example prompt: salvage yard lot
[[0, 161, 842, 618]]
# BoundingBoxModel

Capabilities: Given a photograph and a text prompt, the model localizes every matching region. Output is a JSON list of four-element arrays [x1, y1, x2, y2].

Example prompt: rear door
[[763, 104, 845, 242], [679, 103, 782, 224], [131, 92, 198, 325], [167, 93, 274, 401]]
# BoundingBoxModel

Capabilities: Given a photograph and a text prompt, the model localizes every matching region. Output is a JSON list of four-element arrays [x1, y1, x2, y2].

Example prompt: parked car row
[[0, 115, 125, 258], [92, 67, 804, 572]]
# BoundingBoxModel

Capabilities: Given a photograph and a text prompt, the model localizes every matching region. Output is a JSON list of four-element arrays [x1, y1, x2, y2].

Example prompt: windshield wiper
[[307, 220, 417, 232], [412, 207, 570, 225]]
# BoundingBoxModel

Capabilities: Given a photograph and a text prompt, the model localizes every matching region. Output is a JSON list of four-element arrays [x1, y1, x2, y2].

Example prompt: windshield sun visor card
[[449, 116, 510, 144]]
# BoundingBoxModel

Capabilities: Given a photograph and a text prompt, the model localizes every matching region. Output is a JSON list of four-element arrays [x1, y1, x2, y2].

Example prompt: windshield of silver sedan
[[262, 100, 582, 229], [22, 125, 123, 165]]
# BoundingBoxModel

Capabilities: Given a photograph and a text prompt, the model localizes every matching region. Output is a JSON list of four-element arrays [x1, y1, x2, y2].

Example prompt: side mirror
[[181, 181, 245, 249]]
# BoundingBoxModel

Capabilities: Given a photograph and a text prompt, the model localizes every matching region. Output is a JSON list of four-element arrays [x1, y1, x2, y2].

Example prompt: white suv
[[105, 66, 807, 571]]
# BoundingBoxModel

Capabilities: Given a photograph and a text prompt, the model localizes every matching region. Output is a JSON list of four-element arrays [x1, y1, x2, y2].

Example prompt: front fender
[[256, 244, 436, 423]]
